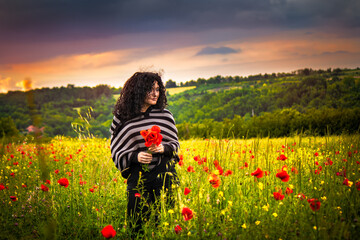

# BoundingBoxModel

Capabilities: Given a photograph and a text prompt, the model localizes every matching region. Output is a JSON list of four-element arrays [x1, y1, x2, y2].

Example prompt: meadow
[[1, 134, 359, 239]]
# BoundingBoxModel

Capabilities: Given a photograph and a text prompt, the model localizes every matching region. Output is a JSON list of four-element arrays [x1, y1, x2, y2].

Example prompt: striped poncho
[[110, 107, 180, 183]]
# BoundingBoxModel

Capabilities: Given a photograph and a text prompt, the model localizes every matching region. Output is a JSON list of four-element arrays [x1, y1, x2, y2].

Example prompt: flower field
[[1, 135, 360, 239]]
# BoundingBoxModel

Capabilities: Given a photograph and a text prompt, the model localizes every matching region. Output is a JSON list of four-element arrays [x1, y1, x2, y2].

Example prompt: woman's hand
[[148, 144, 164, 154], [138, 152, 152, 164]]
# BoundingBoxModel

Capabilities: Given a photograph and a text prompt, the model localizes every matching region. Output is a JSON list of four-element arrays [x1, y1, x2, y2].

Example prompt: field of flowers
[[1, 135, 360, 239]]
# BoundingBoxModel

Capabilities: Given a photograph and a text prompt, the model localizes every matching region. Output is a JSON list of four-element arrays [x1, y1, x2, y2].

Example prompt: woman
[[110, 72, 180, 235]]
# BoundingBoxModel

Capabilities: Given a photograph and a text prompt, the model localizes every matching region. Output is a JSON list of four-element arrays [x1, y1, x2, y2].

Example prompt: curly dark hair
[[112, 72, 167, 123]]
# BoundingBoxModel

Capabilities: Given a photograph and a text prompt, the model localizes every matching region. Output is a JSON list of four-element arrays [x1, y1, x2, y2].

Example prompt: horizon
[[1, 0, 360, 93]]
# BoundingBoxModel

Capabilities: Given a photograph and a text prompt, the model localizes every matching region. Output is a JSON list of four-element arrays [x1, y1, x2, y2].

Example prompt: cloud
[[196, 47, 239, 56], [0, 75, 12, 93], [15, 78, 33, 91]]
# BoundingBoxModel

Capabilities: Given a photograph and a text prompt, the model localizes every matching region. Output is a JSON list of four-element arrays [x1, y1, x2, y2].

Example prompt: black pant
[[127, 175, 176, 236]]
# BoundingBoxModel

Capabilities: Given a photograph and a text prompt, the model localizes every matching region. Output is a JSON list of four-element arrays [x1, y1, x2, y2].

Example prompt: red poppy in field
[[187, 166, 195, 172], [224, 170, 233, 176], [356, 181, 360, 191], [184, 187, 191, 195], [140, 125, 163, 147], [10, 196, 17, 201], [194, 156, 200, 162], [135, 193, 141, 198], [22, 184, 27, 188], [208, 173, 221, 188], [314, 152, 319, 157], [244, 162, 248, 167], [308, 198, 321, 211], [182, 207, 193, 221], [276, 170, 290, 182], [89, 188, 94, 193], [41, 184, 49, 192], [10, 173, 15, 177], [178, 159, 184, 166], [203, 166, 209, 172], [13, 162, 18, 165], [214, 160, 220, 167], [58, 178, 69, 188], [101, 225, 116, 239], [273, 189, 284, 200], [174, 224, 182, 234], [277, 154, 287, 161], [297, 193, 306, 200], [0, 184, 5, 190], [45, 180, 51, 184], [251, 168, 263, 178], [343, 178, 350, 186], [54, 169, 59, 174], [291, 167, 298, 174], [79, 180, 87, 185], [10, 154, 14, 158], [285, 187, 293, 195], [216, 165, 224, 175]]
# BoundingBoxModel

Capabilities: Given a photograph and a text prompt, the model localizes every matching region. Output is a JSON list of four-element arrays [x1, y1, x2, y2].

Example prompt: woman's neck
[[141, 104, 151, 113]]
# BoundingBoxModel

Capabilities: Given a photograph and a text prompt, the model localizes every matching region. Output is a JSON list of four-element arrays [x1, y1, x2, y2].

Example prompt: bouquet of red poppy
[[140, 125, 163, 171]]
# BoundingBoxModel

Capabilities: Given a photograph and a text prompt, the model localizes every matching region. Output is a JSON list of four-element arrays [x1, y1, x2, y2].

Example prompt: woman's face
[[144, 81, 160, 107]]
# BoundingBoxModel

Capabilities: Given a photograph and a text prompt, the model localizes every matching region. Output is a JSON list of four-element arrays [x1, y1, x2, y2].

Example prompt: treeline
[[1, 67, 359, 140], [0, 84, 119, 138], [177, 108, 360, 139], [176, 67, 351, 87], [168, 72, 360, 124]]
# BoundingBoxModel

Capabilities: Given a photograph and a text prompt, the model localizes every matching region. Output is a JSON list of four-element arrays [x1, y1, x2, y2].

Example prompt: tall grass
[[0, 134, 359, 239]]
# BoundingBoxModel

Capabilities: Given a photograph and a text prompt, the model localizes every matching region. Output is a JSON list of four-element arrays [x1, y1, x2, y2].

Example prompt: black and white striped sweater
[[110, 107, 180, 187]]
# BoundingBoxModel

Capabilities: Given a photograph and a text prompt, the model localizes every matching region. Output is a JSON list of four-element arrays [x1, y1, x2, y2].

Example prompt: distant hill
[[1, 67, 359, 139]]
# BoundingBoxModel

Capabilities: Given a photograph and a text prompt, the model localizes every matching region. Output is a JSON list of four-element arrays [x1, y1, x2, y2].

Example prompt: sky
[[0, 0, 360, 93]]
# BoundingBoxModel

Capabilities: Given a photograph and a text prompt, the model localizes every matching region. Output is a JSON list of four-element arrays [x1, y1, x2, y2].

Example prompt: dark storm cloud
[[196, 47, 239, 56], [0, 0, 359, 63]]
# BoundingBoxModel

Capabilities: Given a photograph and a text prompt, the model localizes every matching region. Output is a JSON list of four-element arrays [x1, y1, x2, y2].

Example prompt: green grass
[[1, 135, 360, 239]]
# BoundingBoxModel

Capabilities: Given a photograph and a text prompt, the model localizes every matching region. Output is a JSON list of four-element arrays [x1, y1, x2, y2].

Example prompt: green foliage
[[0, 116, 19, 138], [0, 67, 359, 139]]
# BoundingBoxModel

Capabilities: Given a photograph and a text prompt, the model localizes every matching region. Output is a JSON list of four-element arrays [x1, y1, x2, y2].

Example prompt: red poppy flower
[[10, 196, 17, 201], [308, 198, 321, 211], [244, 162, 248, 168], [182, 207, 193, 221], [135, 193, 141, 198], [10, 173, 15, 177], [273, 189, 284, 200], [251, 168, 263, 178], [0, 184, 5, 190], [101, 225, 116, 239], [314, 152, 319, 157], [356, 181, 360, 191], [216, 165, 224, 175], [54, 169, 59, 174], [276, 170, 290, 182], [89, 188, 94, 192], [224, 170, 233, 176], [277, 154, 287, 161], [187, 166, 195, 172], [213, 160, 219, 167], [174, 224, 182, 234], [41, 184, 49, 192], [194, 156, 200, 162], [285, 187, 293, 195], [178, 159, 184, 166], [58, 178, 69, 188], [297, 193, 306, 200], [203, 166, 209, 172], [45, 180, 51, 184], [140, 125, 163, 147], [13, 162, 18, 165], [184, 187, 191, 195], [208, 173, 221, 188], [343, 178, 350, 186]]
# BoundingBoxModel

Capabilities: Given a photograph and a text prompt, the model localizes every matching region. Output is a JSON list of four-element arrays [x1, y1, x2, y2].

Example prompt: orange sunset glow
[[0, 1, 359, 92]]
